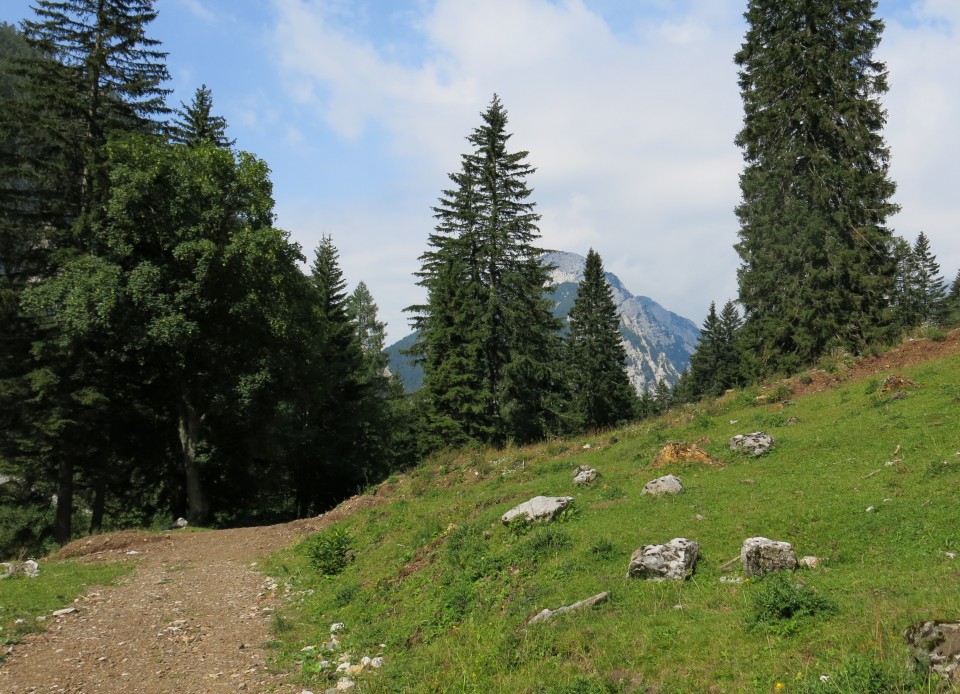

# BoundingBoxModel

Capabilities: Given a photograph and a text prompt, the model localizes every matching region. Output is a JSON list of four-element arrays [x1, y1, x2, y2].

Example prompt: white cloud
[[268, 0, 960, 340], [881, 0, 960, 273]]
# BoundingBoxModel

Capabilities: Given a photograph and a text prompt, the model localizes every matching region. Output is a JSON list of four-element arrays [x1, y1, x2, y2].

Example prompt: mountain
[[385, 250, 700, 394]]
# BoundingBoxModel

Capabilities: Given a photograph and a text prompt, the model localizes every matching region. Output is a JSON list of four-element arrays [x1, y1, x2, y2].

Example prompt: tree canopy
[[734, 0, 898, 375]]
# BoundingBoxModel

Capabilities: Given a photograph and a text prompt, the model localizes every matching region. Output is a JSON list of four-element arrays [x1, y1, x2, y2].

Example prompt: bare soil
[[0, 495, 383, 693], [2, 330, 959, 692], [787, 328, 960, 399]]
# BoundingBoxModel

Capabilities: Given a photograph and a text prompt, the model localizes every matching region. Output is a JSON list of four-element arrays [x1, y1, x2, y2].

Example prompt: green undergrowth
[[0, 560, 133, 657], [263, 353, 960, 692]]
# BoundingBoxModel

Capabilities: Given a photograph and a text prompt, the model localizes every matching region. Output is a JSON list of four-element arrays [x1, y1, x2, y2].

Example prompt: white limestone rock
[[502, 496, 574, 524], [626, 538, 699, 581], [641, 474, 683, 496], [730, 432, 774, 456], [740, 537, 798, 577]]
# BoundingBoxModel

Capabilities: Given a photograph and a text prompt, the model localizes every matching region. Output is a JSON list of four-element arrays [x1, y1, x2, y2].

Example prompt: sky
[[2, 0, 958, 344]]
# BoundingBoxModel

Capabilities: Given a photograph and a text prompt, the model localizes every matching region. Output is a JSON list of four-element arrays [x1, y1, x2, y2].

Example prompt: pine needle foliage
[[409, 95, 563, 450], [734, 0, 899, 376], [566, 249, 636, 430]]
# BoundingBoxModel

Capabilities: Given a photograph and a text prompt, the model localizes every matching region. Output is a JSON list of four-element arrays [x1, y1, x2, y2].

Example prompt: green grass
[[263, 353, 960, 692], [0, 560, 133, 656]]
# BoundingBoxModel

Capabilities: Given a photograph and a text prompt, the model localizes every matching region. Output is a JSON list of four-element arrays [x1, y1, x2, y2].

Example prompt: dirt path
[[0, 498, 381, 694]]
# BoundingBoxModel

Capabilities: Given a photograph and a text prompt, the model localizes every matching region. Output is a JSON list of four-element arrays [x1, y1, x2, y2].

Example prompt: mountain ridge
[[385, 250, 700, 394]]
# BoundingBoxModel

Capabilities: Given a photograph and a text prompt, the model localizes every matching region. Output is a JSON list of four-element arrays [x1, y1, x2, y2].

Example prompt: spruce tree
[[734, 0, 898, 375], [653, 378, 672, 415], [409, 95, 562, 448], [945, 269, 960, 327], [890, 236, 918, 330], [566, 249, 636, 431], [168, 84, 234, 148], [349, 281, 389, 383], [911, 231, 946, 324], [717, 300, 745, 389]]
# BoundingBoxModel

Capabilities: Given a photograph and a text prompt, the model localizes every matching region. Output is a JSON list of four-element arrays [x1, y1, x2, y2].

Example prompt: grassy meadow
[[264, 352, 960, 693]]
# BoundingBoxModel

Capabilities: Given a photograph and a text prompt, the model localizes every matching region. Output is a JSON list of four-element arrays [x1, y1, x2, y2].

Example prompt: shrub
[[749, 571, 835, 633], [525, 526, 573, 558], [302, 526, 354, 576]]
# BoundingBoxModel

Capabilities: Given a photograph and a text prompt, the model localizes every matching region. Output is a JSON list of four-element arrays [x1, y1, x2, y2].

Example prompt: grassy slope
[[268, 350, 960, 692]]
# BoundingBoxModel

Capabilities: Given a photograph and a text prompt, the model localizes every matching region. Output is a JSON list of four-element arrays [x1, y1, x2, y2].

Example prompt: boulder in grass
[[904, 621, 960, 684], [626, 538, 699, 581], [501, 496, 574, 525], [740, 537, 798, 577], [0, 560, 39, 579], [729, 432, 774, 456], [641, 474, 683, 496], [573, 465, 599, 486]]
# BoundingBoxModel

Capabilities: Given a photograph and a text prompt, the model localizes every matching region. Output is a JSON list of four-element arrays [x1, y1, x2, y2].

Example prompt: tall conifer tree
[[734, 0, 898, 375], [566, 249, 636, 430], [409, 96, 561, 448]]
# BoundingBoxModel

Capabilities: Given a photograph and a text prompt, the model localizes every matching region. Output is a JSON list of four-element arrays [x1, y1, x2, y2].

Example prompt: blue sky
[[2, 0, 958, 343]]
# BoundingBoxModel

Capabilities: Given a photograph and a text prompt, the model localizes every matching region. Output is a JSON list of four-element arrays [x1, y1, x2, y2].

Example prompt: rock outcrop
[[626, 538, 699, 581], [740, 537, 798, 577], [904, 621, 960, 684]]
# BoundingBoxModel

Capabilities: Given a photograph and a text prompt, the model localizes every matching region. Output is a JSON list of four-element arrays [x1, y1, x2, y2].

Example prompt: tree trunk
[[89, 475, 106, 535], [178, 395, 208, 525], [54, 458, 74, 545]]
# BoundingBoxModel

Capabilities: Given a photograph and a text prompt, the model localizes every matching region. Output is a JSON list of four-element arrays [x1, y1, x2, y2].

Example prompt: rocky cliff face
[[544, 251, 699, 394], [386, 250, 700, 394]]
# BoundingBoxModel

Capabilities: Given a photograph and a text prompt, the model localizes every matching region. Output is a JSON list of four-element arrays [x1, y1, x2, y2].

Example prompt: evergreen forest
[[2, 0, 960, 560]]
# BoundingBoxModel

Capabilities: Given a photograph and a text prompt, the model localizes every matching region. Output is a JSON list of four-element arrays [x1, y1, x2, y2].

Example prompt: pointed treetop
[[168, 84, 235, 148]]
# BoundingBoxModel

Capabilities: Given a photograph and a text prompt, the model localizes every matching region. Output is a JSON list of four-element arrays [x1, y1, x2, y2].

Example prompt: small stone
[[947, 552, 957, 560], [173, 517, 189, 529], [582, 443, 592, 450], [330, 622, 345, 633], [573, 465, 599, 486], [301, 645, 316, 652], [798, 556, 821, 569], [335, 677, 355, 691], [866, 506, 877, 513], [369, 657, 384, 669], [52, 607, 77, 617]]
